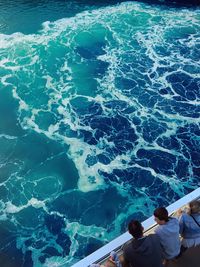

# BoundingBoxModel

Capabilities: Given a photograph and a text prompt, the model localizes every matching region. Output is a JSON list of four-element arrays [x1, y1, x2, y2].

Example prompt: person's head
[[128, 220, 144, 239], [189, 200, 200, 214], [154, 207, 169, 225]]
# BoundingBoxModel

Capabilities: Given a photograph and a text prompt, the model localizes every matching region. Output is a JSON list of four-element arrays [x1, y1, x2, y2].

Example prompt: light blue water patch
[[0, 1, 200, 266]]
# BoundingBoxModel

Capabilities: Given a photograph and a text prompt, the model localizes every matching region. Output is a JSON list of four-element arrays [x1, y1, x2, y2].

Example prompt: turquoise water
[[0, 1, 200, 266]]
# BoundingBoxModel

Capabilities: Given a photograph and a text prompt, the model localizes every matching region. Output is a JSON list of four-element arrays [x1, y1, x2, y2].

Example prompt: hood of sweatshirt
[[157, 217, 179, 237], [131, 235, 156, 255]]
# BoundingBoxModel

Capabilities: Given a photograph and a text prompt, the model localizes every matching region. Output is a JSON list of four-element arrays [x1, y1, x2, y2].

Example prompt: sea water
[[0, 0, 200, 266]]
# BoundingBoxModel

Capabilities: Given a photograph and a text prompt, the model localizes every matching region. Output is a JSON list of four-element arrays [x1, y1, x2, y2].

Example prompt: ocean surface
[[0, 0, 200, 266]]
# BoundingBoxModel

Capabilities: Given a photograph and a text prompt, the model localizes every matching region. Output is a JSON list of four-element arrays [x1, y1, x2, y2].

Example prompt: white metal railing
[[72, 187, 200, 267]]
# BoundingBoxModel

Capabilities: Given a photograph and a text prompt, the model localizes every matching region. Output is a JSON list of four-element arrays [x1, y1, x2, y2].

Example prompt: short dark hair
[[128, 220, 143, 239], [190, 200, 200, 214], [154, 207, 169, 222]]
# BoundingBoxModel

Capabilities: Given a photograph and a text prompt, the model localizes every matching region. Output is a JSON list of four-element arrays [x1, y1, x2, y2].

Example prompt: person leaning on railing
[[123, 220, 163, 267], [178, 200, 200, 250], [153, 207, 181, 265]]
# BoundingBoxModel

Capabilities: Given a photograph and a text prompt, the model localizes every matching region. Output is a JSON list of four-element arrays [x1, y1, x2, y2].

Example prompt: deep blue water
[[0, 0, 200, 266]]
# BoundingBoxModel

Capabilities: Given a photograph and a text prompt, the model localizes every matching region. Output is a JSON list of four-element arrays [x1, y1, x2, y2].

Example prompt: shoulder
[[123, 241, 133, 252], [170, 216, 179, 221], [191, 213, 200, 223], [179, 213, 190, 222], [193, 213, 200, 218], [169, 217, 179, 225], [148, 233, 160, 241], [155, 225, 162, 234]]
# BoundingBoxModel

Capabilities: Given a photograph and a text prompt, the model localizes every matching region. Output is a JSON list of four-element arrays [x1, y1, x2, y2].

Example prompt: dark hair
[[128, 220, 143, 239], [190, 200, 200, 214], [154, 207, 169, 222]]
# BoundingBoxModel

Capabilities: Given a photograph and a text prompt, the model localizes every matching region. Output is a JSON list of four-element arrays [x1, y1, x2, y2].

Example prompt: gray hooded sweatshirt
[[123, 234, 163, 267], [155, 217, 180, 259]]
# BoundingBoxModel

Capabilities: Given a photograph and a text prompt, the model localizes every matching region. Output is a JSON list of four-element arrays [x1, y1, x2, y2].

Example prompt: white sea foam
[[5, 198, 47, 214]]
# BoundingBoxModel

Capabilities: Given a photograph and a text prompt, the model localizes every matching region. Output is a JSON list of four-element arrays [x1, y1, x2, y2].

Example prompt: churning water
[[0, 0, 200, 266]]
